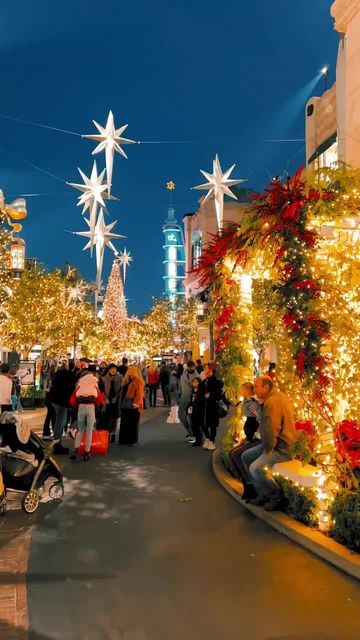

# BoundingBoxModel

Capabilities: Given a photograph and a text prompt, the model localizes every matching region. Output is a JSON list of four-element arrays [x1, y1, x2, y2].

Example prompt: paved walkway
[[2, 410, 360, 639]]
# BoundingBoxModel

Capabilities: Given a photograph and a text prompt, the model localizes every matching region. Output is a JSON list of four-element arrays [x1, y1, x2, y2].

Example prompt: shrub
[[329, 490, 360, 552], [275, 476, 318, 526]]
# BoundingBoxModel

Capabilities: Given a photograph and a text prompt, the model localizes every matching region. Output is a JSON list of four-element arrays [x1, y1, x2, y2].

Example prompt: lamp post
[[10, 236, 26, 279], [321, 66, 329, 92]]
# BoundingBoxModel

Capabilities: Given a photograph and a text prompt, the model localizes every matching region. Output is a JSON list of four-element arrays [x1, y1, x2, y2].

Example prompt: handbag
[[217, 398, 228, 419], [120, 384, 133, 410]]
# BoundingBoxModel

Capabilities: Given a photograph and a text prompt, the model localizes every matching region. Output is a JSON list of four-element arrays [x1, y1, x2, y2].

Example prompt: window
[[192, 238, 202, 268]]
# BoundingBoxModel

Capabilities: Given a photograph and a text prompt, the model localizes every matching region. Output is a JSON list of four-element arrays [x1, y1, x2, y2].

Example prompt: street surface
[[3, 410, 360, 639]]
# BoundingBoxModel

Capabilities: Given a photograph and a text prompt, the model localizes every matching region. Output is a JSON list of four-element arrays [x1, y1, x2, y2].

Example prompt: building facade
[[162, 207, 185, 298], [306, 0, 360, 169], [183, 189, 253, 361]]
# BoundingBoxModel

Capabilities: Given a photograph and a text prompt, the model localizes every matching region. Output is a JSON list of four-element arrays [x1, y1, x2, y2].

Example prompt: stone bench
[[272, 459, 328, 489]]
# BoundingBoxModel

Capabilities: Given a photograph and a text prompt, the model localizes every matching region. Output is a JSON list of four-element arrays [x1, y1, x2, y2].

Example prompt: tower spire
[[163, 181, 185, 298]]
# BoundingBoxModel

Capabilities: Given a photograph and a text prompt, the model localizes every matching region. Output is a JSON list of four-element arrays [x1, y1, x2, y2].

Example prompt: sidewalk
[[0, 405, 169, 638]]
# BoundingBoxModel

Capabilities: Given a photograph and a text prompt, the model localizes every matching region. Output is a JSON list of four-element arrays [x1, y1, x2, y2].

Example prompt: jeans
[[11, 395, 22, 412], [75, 404, 96, 452], [229, 438, 261, 486], [179, 397, 191, 434], [52, 403, 68, 441], [241, 444, 292, 500], [149, 385, 157, 407], [161, 383, 171, 406]]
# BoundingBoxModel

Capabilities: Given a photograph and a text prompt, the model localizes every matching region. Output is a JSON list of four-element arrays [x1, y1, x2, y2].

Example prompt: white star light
[[68, 161, 108, 255], [117, 247, 133, 283], [74, 210, 125, 290], [67, 283, 85, 304], [193, 154, 245, 232], [84, 110, 136, 194]]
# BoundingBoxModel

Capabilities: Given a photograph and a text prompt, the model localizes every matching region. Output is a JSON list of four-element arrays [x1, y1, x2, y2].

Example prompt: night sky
[[0, 0, 338, 315]]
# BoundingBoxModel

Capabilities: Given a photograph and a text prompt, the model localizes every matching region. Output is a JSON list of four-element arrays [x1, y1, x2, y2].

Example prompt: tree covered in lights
[[0, 211, 11, 323], [1, 264, 94, 358], [103, 259, 128, 349]]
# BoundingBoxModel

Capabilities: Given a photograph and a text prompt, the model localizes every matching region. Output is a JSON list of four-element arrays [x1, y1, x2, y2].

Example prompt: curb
[[212, 448, 360, 581]]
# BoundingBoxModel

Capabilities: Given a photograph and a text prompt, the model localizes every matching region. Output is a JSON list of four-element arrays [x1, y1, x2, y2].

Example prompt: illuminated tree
[[0, 211, 11, 324], [141, 298, 173, 355], [172, 297, 199, 353], [1, 264, 94, 359], [103, 259, 128, 348]]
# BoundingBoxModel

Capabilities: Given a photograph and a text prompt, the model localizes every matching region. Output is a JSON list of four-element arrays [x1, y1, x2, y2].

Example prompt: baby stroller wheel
[[22, 491, 40, 514], [0, 495, 6, 515], [49, 481, 64, 501]]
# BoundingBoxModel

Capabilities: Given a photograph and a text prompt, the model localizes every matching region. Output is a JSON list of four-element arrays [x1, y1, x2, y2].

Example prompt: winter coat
[[123, 378, 145, 412], [102, 372, 123, 403], [204, 375, 223, 429], [75, 373, 99, 398], [51, 369, 74, 407], [148, 369, 159, 386], [259, 389, 295, 454]]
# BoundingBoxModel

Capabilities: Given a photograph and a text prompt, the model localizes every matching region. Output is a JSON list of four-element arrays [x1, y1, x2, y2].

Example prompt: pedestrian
[[169, 365, 180, 405], [42, 364, 56, 438], [241, 375, 296, 511], [148, 361, 159, 408], [118, 357, 128, 378], [159, 360, 171, 406], [0, 364, 13, 414], [188, 378, 205, 447], [195, 358, 204, 375], [179, 361, 201, 441], [118, 365, 145, 445], [176, 363, 184, 379], [70, 368, 104, 461], [229, 382, 261, 501], [100, 364, 123, 442], [141, 363, 149, 409], [202, 363, 223, 450], [51, 362, 74, 454], [9, 365, 23, 412]]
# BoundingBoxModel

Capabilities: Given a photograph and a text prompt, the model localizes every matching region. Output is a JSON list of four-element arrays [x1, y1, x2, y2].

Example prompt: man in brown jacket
[[241, 375, 296, 511]]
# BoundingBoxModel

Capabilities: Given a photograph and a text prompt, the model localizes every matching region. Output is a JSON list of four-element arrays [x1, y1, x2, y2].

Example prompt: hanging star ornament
[[117, 247, 133, 283], [68, 161, 109, 255], [83, 110, 136, 194], [73, 210, 125, 290], [193, 154, 245, 232]]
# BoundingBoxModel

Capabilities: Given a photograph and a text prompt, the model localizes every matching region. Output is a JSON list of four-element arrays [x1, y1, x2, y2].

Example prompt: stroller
[[0, 411, 64, 514]]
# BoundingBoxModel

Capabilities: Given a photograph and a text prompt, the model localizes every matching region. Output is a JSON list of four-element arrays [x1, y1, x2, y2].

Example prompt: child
[[187, 378, 205, 447], [241, 382, 261, 443], [228, 382, 261, 502]]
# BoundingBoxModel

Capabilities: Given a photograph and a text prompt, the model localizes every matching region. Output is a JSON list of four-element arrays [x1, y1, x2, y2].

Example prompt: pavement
[[1, 409, 360, 640]]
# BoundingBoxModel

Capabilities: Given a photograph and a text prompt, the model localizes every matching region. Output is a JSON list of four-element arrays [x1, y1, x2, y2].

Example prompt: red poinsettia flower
[[296, 351, 306, 376]]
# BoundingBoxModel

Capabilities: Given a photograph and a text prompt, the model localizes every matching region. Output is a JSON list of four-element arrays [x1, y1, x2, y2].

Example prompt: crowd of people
[[1, 355, 296, 512], [35, 356, 225, 460]]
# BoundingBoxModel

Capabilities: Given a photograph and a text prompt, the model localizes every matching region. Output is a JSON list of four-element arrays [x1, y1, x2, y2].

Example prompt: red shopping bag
[[78, 430, 109, 456]]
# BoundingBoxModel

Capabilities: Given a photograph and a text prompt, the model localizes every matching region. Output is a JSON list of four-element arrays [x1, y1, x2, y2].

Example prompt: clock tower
[[163, 205, 185, 297]]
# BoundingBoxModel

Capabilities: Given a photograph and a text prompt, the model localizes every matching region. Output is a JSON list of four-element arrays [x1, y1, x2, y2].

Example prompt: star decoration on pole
[[67, 283, 85, 305], [117, 247, 133, 283], [83, 110, 136, 194], [193, 154, 245, 233], [68, 161, 108, 255], [73, 210, 125, 290], [167, 181, 176, 191]]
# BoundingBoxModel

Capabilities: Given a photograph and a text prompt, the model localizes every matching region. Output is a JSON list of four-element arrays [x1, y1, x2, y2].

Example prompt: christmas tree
[[103, 259, 128, 348]]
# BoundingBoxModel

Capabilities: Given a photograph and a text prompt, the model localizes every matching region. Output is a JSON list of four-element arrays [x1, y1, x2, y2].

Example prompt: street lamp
[[320, 65, 329, 91], [10, 237, 26, 278]]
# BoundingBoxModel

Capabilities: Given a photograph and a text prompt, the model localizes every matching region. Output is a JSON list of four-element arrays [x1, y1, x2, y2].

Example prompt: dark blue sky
[[0, 0, 337, 315]]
